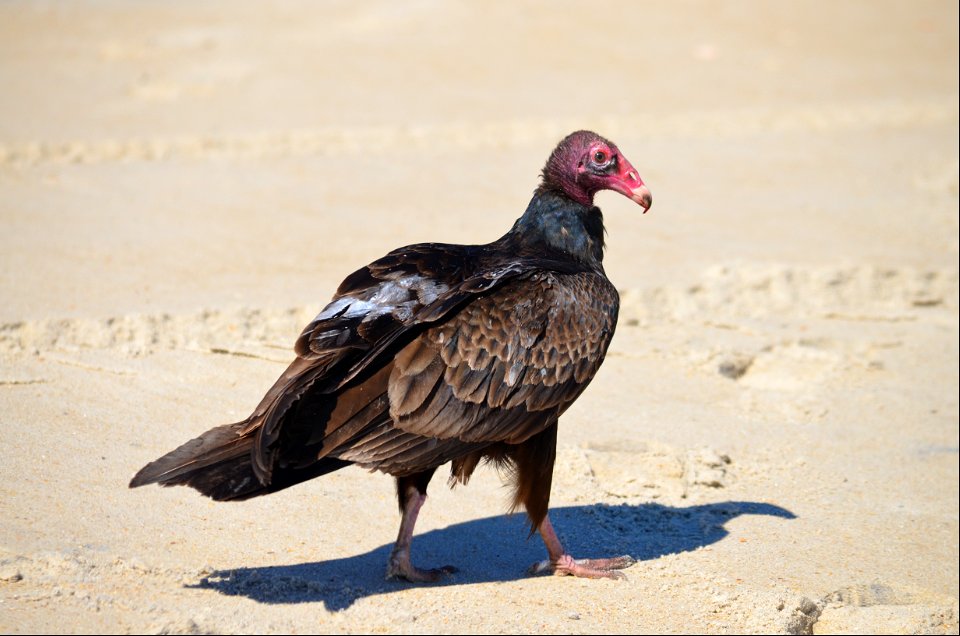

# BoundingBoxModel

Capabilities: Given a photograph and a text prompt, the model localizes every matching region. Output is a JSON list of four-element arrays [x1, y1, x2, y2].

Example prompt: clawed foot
[[528, 554, 636, 580], [386, 551, 458, 583]]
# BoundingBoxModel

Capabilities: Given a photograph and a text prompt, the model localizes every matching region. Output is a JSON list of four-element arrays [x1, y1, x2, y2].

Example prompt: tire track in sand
[[1, 97, 956, 168]]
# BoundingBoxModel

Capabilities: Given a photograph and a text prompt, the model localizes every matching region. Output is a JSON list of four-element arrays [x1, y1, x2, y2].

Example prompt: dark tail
[[129, 421, 353, 501], [129, 422, 263, 500]]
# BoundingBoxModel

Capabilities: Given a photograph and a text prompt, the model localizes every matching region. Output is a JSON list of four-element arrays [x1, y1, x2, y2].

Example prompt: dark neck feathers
[[507, 191, 606, 269]]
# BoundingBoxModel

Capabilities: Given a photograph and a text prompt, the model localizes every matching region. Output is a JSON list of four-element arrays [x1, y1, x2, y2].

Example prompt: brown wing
[[315, 270, 619, 477], [240, 236, 611, 485], [392, 270, 618, 440], [293, 243, 470, 360], [247, 243, 578, 482]]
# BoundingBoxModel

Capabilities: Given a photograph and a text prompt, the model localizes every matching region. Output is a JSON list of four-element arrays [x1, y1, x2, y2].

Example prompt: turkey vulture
[[131, 130, 652, 581]]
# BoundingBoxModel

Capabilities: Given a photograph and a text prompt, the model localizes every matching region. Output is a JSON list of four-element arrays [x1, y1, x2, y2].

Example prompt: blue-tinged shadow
[[189, 501, 794, 610]]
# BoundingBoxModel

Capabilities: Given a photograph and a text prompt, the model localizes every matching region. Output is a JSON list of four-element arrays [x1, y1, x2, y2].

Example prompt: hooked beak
[[628, 183, 652, 212], [608, 156, 652, 213]]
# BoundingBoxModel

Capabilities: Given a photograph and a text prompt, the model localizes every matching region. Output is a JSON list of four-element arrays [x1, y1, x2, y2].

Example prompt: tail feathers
[[167, 452, 266, 501], [130, 422, 258, 499], [194, 455, 352, 501], [130, 420, 354, 501]]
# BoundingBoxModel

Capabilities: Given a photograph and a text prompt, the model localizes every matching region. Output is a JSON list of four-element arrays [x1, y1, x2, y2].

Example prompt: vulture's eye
[[593, 150, 608, 164]]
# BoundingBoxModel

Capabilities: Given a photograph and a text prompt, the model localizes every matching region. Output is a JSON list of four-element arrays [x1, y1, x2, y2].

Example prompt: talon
[[584, 554, 636, 571], [528, 554, 634, 580], [386, 559, 458, 583], [529, 559, 553, 575]]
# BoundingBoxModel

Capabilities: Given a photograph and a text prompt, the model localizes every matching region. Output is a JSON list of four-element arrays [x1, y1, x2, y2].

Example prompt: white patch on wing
[[314, 276, 451, 325], [316, 297, 376, 320], [369, 281, 412, 306], [412, 278, 448, 305]]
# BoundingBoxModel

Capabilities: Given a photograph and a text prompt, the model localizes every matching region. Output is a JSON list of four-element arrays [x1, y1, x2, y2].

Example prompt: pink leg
[[529, 514, 636, 580], [385, 477, 457, 582]]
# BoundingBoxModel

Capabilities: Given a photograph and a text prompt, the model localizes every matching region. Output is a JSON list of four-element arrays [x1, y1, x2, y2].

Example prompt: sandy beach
[[1, 1, 958, 633]]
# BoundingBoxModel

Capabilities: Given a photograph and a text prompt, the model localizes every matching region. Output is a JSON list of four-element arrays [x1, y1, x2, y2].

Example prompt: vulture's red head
[[540, 130, 652, 212]]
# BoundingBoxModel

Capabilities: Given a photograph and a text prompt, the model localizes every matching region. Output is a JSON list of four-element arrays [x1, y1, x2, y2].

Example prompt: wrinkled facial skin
[[543, 131, 651, 212], [577, 141, 652, 212]]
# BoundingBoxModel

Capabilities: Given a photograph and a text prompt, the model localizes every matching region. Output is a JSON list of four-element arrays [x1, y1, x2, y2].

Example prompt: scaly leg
[[510, 425, 635, 580], [385, 469, 457, 582], [529, 514, 636, 580]]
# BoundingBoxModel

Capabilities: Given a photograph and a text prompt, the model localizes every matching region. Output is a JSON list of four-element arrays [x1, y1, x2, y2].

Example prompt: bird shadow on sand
[[188, 501, 794, 610]]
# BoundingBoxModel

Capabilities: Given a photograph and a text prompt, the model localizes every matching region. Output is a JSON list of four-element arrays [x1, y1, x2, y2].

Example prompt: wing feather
[[385, 270, 618, 451], [242, 240, 615, 484]]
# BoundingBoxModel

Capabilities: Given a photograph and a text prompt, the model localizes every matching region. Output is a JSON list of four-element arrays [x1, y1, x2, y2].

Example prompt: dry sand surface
[[1, 1, 958, 633]]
